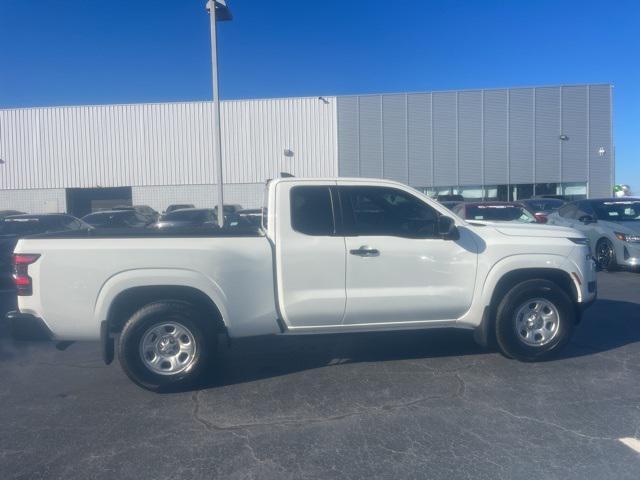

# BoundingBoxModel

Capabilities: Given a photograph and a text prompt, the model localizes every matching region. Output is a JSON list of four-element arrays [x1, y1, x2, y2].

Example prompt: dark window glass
[[558, 203, 578, 219], [511, 184, 534, 201], [340, 187, 438, 238], [464, 205, 536, 223], [161, 210, 210, 222], [524, 198, 565, 212], [591, 200, 640, 221], [290, 186, 334, 236]]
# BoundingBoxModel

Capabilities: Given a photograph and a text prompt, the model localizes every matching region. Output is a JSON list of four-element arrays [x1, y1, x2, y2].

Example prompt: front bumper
[[619, 242, 640, 267], [6, 311, 53, 341]]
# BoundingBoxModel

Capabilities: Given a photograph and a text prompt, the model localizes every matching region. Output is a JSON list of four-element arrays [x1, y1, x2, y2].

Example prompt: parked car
[[113, 205, 159, 224], [0, 210, 26, 220], [436, 194, 464, 202], [82, 209, 151, 228], [453, 202, 540, 224], [516, 198, 566, 224], [439, 200, 463, 211], [8, 177, 596, 391], [213, 204, 243, 217], [164, 204, 195, 214], [547, 198, 640, 270], [0, 213, 89, 287], [232, 208, 263, 228], [153, 208, 218, 229]]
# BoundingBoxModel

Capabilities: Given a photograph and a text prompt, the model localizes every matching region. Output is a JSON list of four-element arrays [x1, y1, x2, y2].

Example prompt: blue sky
[[1, 0, 638, 190]]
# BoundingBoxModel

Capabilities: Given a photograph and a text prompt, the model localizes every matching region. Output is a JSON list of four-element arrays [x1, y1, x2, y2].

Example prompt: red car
[[452, 201, 545, 224]]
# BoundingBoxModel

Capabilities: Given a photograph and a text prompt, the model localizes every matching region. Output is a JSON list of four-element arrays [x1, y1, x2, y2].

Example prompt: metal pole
[[207, 0, 225, 227]]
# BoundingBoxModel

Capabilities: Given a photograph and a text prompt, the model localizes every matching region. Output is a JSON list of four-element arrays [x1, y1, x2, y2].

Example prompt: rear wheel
[[118, 301, 214, 391], [495, 279, 575, 361], [595, 238, 617, 271]]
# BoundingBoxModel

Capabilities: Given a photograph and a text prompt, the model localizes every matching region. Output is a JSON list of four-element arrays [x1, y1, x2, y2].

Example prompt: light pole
[[206, 0, 232, 227]]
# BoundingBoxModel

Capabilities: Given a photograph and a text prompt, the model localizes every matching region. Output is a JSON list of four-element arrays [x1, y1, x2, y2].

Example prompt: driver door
[[338, 183, 478, 325]]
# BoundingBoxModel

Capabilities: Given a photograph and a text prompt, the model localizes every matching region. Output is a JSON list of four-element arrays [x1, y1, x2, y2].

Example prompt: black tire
[[117, 301, 215, 392], [595, 237, 617, 271], [495, 279, 575, 361]]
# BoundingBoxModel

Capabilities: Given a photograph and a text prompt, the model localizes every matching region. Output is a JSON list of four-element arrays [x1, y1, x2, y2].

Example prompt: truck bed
[[14, 231, 279, 341]]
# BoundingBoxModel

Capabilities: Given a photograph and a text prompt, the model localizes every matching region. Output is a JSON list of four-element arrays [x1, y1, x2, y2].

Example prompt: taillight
[[534, 212, 548, 224], [12, 254, 40, 296]]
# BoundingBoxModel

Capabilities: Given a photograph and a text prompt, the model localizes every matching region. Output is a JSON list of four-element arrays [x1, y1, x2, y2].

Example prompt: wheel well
[[490, 268, 578, 309], [106, 286, 226, 335], [476, 268, 579, 349]]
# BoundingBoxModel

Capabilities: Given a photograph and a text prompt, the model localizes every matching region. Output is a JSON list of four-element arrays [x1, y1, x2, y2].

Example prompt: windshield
[[592, 200, 640, 221], [465, 205, 536, 223], [0, 217, 68, 235]]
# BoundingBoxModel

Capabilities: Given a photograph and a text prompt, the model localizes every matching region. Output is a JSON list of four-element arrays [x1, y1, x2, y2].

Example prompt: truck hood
[[489, 223, 581, 238]]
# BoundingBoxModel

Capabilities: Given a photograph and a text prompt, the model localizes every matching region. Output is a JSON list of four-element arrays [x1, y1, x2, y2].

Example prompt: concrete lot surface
[[0, 271, 639, 479]]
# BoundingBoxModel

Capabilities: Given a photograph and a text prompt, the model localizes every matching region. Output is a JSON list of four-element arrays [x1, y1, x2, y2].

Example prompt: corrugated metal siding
[[336, 96, 359, 176], [588, 85, 613, 198], [407, 93, 432, 186], [0, 97, 338, 189], [561, 86, 589, 183], [458, 91, 482, 186], [336, 85, 611, 195], [358, 96, 383, 178], [509, 88, 534, 184], [382, 95, 408, 183], [432, 92, 457, 186], [483, 89, 509, 185], [535, 87, 561, 183]]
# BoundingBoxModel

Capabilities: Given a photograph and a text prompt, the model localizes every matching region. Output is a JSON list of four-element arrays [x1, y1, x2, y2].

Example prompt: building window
[[459, 186, 484, 201], [485, 185, 509, 201], [560, 182, 587, 201], [511, 184, 534, 201], [535, 183, 560, 197]]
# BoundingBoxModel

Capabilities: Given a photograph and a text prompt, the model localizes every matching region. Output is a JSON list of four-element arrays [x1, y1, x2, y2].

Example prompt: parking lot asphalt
[[0, 271, 639, 480]]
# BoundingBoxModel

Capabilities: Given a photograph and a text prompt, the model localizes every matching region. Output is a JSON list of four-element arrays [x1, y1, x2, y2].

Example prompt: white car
[[547, 198, 640, 270], [8, 177, 597, 391]]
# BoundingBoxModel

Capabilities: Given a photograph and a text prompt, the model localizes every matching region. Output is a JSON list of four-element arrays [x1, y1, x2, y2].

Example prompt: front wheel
[[117, 302, 214, 391], [495, 279, 575, 361], [595, 238, 617, 271]]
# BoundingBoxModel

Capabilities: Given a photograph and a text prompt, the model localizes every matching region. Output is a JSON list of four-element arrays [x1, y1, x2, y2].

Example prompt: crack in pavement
[[190, 374, 466, 432]]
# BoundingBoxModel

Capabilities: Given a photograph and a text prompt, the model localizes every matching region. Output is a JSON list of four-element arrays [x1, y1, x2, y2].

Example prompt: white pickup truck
[[8, 177, 597, 391]]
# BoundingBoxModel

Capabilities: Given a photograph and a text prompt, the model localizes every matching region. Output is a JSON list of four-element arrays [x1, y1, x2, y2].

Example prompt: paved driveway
[[1, 272, 639, 479]]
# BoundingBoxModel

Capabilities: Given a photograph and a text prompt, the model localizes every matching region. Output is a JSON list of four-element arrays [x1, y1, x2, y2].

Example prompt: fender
[[457, 253, 576, 329], [478, 253, 576, 309], [93, 268, 230, 329]]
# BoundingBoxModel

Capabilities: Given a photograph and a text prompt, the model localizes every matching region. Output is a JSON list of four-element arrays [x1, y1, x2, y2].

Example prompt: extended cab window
[[340, 186, 438, 238], [290, 186, 335, 236]]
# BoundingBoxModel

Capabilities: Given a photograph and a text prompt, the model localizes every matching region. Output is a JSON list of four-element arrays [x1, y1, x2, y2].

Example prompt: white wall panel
[[0, 97, 338, 190]]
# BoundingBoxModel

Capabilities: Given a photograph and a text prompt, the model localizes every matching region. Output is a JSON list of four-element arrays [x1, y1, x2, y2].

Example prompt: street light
[[206, 0, 232, 227]]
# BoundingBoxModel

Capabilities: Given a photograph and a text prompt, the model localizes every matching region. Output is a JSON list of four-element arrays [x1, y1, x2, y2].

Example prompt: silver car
[[547, 198, 640, 270]]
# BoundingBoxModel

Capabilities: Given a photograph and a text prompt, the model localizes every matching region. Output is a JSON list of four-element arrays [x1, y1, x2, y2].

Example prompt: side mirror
[[438, 216, 459, 240], [578, 215, 596, 224]]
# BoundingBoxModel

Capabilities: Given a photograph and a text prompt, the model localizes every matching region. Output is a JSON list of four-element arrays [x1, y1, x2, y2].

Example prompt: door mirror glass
[[438, 216, 459, 240], [578, 215, 596, 224]]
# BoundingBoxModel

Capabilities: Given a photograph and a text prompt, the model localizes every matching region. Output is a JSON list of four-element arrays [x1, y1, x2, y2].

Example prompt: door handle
[[349, 246, 380, 257]]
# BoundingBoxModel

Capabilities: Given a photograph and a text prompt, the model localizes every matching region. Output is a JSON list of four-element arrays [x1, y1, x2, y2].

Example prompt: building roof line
[[0, 83, 613, 113]]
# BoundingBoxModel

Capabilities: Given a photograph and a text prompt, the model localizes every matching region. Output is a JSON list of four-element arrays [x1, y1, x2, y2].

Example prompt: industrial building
[[0, 84, 613, 216]]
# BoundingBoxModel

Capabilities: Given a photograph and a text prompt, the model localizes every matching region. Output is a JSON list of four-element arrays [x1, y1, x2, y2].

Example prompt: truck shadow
[[194, 298, 640, 392]]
